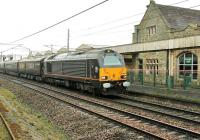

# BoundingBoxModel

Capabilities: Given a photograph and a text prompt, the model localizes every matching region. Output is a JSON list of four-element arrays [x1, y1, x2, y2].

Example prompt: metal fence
[[127, 69, 199, 90]]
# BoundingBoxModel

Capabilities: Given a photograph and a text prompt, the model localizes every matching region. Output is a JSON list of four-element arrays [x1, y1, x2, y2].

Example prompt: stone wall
[[127, 48, 200, 88], [133, 2, 170, 44], [128, 1, 200, 88], [132, 2, 200, 44], [130, 51, 167, 85]]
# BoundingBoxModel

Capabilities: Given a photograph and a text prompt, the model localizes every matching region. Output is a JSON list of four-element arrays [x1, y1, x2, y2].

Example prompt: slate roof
[[157, 4, 200, 30]]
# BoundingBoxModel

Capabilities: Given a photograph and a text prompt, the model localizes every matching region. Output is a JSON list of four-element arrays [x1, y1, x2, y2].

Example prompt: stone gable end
[[133, 1, 170, 44]]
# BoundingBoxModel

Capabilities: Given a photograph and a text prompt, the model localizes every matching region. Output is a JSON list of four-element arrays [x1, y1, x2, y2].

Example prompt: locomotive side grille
[[52, 62, 62, 73], [62, 61, 86, 77]]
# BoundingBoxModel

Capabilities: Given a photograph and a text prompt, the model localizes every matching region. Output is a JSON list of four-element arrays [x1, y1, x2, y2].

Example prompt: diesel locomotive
[[0, 49, 130, 95]]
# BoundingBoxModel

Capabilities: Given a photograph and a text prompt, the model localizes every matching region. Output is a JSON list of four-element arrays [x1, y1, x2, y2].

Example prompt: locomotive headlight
[[121, 75, 127, 79], [123, 81, 130, 87], [101, 76, 108, 80]]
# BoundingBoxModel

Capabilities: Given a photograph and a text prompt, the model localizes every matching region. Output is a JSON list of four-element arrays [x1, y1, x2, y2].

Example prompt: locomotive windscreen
[[102, 52, 125, 67], [104, 55, 121, 66]]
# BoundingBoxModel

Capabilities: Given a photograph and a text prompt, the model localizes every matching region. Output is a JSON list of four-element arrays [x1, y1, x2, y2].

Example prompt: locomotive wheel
[[91, 88, 98, 96], [92, 88, 101, 96]]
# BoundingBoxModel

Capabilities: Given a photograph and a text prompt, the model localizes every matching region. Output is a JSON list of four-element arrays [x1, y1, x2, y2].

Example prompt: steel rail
[[0, 112, 16, 140], [0, 75, 167, 139], [108, 98, 200, 125], [128, 91, 200, 106], [22, 82, 200, 139], [20, 83, 166, 140], [116, 94, 200, 116], [1, 74, 200, 139], [2, 76, 199, 139]]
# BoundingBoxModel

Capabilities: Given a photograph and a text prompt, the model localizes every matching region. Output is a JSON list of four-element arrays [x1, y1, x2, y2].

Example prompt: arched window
[[178, 52, 198, 79]]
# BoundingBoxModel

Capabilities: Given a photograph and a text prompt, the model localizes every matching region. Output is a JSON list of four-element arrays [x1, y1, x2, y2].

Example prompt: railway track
[[0, 112, 16, 140], [6, 74, 200, 125], [113, 94, 200, 124], [1, 75, 200, 139], [127, 91, 200, 106]]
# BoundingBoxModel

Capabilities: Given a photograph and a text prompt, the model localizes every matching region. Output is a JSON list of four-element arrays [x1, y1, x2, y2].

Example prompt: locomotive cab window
[[103, 54, 122, 66]]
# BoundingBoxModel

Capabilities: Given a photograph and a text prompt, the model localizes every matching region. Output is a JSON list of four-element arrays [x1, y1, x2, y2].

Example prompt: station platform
[[127, 84, 200, 103]]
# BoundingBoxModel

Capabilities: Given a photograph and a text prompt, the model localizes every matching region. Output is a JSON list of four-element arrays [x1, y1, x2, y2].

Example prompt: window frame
[[146, 25, 156, 37], [103, 55, 122, 66], [178, 52, 198, 80], [146, 59, 159, 75]]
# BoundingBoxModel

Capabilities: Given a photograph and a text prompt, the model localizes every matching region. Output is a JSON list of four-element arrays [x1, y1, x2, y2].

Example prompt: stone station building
[[109, 0, 200, 88]]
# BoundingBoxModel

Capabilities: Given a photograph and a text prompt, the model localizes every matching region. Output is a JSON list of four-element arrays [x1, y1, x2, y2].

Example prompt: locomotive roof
[[2, 60, 19, 64], [19, 56, 46, 62], [47, 49, 115, 61]]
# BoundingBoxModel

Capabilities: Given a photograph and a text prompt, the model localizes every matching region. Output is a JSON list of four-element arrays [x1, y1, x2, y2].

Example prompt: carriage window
[[178, 52, 198, 79], [104, 55, 121, 66]]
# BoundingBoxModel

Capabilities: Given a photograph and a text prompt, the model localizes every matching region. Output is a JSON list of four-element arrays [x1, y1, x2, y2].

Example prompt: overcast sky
[[0, 0, 200, 56]]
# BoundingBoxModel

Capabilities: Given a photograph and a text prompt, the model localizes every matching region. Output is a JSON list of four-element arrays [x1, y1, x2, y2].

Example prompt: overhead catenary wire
[[71, 12, 144, 34], [190, 4, 200, 8], [71, 3, 200, 39], [9, 0, 110, 44], [4, 0, 199, 53], [9, 0, 190, 44], [71, 22, 136, 39], [71, 0, 190, 33], [9, 0, 189, 44], [0, 45, 21, 53], [0, 43, 23, 46], [72, 29, 134, 40]]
